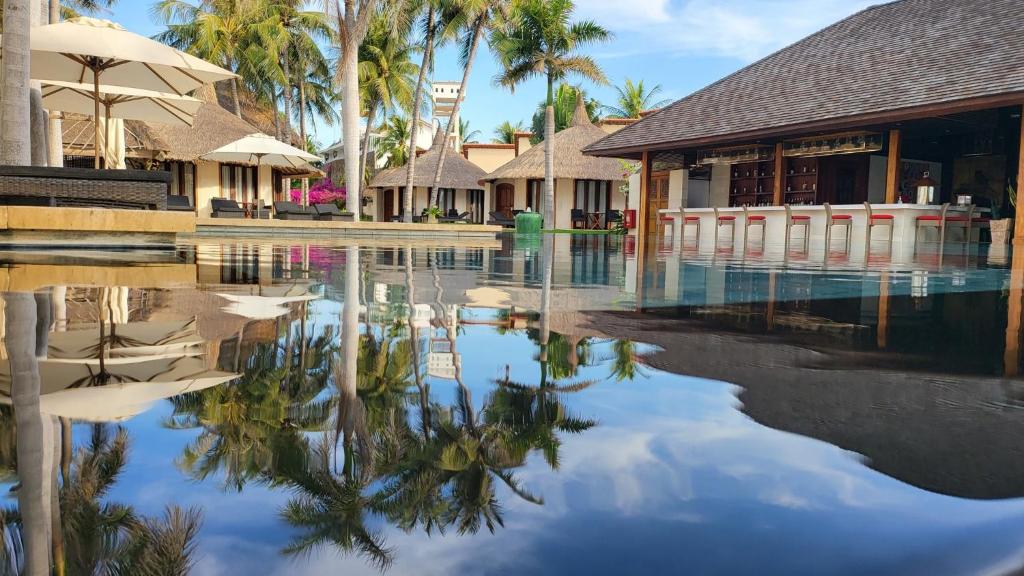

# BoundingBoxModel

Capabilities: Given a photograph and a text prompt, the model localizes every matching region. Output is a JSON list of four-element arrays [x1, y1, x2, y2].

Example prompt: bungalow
[[480, 97, 629, 230], [367, 127, 488, 223], [584, 0, 1024, 240]]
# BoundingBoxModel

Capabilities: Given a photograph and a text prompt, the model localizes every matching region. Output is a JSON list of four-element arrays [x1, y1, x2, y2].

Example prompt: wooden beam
[[1006, 247, 1024, 376], [772, 142, 784, 206], [884, 129, 901, 203], [1014, 106, 1024, 243], [877, 271, 890, 350]]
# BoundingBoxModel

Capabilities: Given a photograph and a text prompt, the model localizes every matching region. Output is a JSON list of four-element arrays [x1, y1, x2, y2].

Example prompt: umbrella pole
[[93, 65, 101, 169], [104, 102, 113, 169]]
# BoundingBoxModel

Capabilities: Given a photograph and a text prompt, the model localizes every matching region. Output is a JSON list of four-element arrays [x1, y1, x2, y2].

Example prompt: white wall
[[668, 169, 687, 209], [710, 163, 731, 207]]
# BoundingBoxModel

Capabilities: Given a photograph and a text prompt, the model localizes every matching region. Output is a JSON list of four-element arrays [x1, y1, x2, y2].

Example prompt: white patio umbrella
[[16, 17, 235, 168], [41, 81, 202, 167], [217, 293, 320, 320], [0, 356, 238, 422], [201, 133, 322, 170]]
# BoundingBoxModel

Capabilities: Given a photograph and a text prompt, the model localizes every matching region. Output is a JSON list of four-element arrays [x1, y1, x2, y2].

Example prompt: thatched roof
[[368, 126, 487, 190], [61, 114, 160, 157], [481, 96, 628, 183], [134, 89, 263, 162]]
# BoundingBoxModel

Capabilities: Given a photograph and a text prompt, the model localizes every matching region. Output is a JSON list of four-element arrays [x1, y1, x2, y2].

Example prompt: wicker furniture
[[211, 198, 245, 218], [783, 205, 811, 253], [273, 201, 315, 220], [914, 202, 973, 255], [488, 211, 515, 228], [863, 202, 895, 253], [0, 165, 169, 210], [713, 207, 737, 250], [313, 203, 354, 221], [823, 203, 852, 252], [166, 195, 193, 212], [741, 206, 767, 253]]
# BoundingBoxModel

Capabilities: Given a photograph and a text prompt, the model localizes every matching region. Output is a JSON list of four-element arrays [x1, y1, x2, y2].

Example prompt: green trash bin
[[515, 211, 543, 234]]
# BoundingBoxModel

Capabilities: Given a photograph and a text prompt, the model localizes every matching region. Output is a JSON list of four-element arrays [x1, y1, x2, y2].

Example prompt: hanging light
[[915, 171, 937, 205]]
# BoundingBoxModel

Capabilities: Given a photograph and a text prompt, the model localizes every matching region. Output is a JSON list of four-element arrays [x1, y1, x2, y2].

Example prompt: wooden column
[[884, 129, 901, 204], [772, 142, 784, 206], [1004, 247, 1024, 376], [877, 271, 890, 350], [1013, 106, 1024, 244], [635, 151, 652, 311]]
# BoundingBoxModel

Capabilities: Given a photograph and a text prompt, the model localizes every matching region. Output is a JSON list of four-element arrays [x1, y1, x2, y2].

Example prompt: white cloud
[[583, 0, 877, 62]]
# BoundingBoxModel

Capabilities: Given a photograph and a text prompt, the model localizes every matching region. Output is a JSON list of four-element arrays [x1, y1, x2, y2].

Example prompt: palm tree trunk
[[281, 45, 292, 144], [341, 4, 364, 220], [544, 104, 555, 228], [405, 246, 430, 437], [540, 234, 553, 388], [403, 6, 435, 223], [5, 293, 52, 576], [29, 0, 48, 167], [1, 0, 32, 166], [359, 101, 377, 208], [429, 17, 483, 209], [231, 78, 242, 118], [299, 78, 308, 205], [339, 245, 360, 470]]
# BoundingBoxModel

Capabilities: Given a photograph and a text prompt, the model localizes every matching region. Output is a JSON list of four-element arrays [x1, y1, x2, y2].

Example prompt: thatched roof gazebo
[[368, 127, 487, 191], [481, 96, 627, 183]]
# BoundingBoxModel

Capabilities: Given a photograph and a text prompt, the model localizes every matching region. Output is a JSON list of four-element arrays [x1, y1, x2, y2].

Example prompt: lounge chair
[[487, 211, 515, 228], [211, 198, 245, 218], [440, 211, 471, 224], [605, 209, 623, 228], [273, 201, 315, 220], [313, 203, 354, 221], [166, 195, 193, 212]]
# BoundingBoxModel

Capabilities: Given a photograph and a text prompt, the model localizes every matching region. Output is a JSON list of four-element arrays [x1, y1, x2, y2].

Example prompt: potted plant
[[991, 183, 1016, 244], [425, 205, 443, 224]]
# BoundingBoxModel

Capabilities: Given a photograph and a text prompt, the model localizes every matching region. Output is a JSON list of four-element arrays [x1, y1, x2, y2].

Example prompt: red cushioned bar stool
[[823, 203, 852, 253], [914, 202, 973, 255], [971, 207, 990, 243], [784, 204, 811, 253], [713, 207, 736, 251], [742, 206, 767, 253], [679, 207, 701, 245], [863, 201, 895, 253]]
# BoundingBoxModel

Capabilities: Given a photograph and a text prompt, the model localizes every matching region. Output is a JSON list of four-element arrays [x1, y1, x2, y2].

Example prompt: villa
[[585, 0, 1024, 243]]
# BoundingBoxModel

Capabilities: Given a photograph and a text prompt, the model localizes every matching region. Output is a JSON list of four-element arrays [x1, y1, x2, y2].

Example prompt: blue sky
[[105, 0, 874, 148]]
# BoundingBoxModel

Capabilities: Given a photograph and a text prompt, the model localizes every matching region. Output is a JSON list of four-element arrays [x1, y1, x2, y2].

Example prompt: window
[[527, 180, 542, 211], [164, 161, 195, 205], [436, 188, 456, 212], [221, 164, 258, 203], [574, 180, 610, 213]]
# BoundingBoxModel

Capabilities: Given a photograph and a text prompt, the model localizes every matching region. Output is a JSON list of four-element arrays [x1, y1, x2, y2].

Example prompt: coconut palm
[[427, 0, 512, 209], [358, 16, 420, 197], [401, 0, 438, 223], [378, 114, 413, 169], [0, 0, 31, 165], [492, 119, 524, 144], [458, 118, 481, 144], [152, 0, 261, 118], [528, 83, 600, 142], [602, 78, 671, 119], [607, 338, 648, 382], [492, 0, 611, 226]]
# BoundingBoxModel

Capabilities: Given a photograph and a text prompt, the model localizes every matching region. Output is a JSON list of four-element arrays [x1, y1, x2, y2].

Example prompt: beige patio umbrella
[[41, 80, 202, 167], [201, 133, 322, 170], [45, 318, 205, 365], [17, 17, 235, 168], [0, 356, 238, 422]]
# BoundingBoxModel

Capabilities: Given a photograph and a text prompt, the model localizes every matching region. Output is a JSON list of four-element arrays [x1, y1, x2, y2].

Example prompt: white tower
[[432, 81, 463, 151]]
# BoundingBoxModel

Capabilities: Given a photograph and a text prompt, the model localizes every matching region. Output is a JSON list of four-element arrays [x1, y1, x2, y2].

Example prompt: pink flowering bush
[[290, 180, 348, 209]]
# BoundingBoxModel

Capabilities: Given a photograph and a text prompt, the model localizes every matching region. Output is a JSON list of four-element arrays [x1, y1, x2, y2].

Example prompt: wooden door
[[496, 183, 514, 216], [382, 188, 395, 220], [647, 173, 670, 232]]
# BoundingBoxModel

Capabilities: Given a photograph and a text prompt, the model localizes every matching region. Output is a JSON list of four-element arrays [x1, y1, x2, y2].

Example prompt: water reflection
[[0, 236, 1023, 574]]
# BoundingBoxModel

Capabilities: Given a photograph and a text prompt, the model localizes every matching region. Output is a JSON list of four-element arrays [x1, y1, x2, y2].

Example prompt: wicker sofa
[[0, 165, 170, 210]]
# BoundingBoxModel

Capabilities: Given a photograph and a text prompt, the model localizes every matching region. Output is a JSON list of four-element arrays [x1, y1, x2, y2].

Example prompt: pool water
[[2, 233, 1024, 575]]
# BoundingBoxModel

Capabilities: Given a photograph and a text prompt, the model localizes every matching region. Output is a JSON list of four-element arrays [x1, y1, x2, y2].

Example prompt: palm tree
[[529, 83, 600, 141], [401, 0, 438, 223], [492, 119, 524, 144], [358, 17, 420, 201], [0, 0, 31, 165], [458, 118, 481, 144], [492, 0, 611, 226], [152, 0, 259, 118], [428, 0, 511, 209], [378, 114, 413, 169], [607, 338, 648, 382], [602, 78, 671, 119]]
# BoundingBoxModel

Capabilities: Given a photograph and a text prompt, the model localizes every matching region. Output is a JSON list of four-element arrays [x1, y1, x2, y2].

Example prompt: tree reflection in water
[[0, 291, 202, 576]]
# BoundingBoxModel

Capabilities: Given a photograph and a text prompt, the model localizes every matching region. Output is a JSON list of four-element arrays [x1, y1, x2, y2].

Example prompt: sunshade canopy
[[42, 81, 201, 126], [27, 17, 235, 95], [201, 133, 321, 169]]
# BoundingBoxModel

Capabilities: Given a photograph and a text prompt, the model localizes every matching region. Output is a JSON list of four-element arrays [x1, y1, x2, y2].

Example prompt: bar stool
[[742, 206, 766, 253], [971, 207, 991, 243], [713, 207, 736, 250], [863, 201, 895, 252], [679, 207, 701, 245], [914, 202, 973, 255], [823, 203, 852, 253], [784, 204, 811, 253]]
